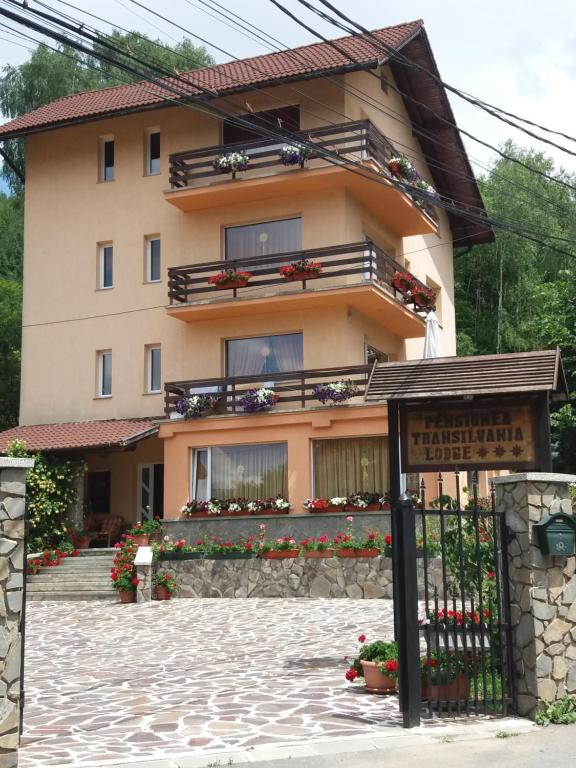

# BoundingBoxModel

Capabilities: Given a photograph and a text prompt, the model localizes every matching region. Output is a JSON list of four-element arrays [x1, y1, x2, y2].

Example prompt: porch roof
[[365, 348, 568, 403], [0, 418, 158, 454]]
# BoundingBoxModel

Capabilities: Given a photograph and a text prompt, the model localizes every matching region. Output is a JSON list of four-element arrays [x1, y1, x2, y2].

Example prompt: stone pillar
[[494, 472, 576, 718], [0, 457, 34, 768], [134, 546, 152, 604]]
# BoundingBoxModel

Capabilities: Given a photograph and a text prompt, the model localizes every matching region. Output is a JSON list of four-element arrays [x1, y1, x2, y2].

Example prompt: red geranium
[[345, 668, 359, 682], [358, 634, 366, 643]]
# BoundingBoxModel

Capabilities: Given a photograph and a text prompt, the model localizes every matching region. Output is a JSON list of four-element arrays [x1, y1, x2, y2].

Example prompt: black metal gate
[[393, 472, 514, 726]]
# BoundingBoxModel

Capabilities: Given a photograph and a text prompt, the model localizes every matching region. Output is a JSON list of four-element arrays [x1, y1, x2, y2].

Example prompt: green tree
[[0, 279, 22, 430], [455, 142, 576, 470]]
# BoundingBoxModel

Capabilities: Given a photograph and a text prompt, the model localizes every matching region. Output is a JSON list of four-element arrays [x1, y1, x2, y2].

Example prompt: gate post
[[0, 457, 34, 767], [393, 495, 421, 728], [494, 472, 576, 718]]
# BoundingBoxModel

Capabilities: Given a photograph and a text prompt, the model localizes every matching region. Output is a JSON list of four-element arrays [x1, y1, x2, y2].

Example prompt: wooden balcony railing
[[164, 364, 373, 418], [167, 240, 431, 311], [168, 119, 437, 221]]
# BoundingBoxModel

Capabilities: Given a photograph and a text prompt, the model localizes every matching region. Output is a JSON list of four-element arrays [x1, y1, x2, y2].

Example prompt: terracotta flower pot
[[221, 509, 249, 517], [282, 271, 320, 282], [155, 585, 172, 601], [215, 280, 249, 290], [412, 293, 433, 308], [76, 537, 90, 550], [422, 673, 469, 703], [183, 511, 212, 519], [303, 549, 334, 558], [392, 278, 412, 293], [261, 550, 300, 559], [381, 503, 391, 510], [360, 660, 397, 694], [388, 161, 401, 176], [118, 589, 136, 604], [344, 503, 381, 512], [131, 534, 149, 547], [336, 548, 380, 558], [308, 505, 343, 514]]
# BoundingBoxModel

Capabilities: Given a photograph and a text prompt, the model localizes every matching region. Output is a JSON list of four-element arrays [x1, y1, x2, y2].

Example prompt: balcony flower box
[[208, 269, 252, 290], [304, 497, 347, 513], [261, 550, 300, 559], [238, 387, 279, 413], [247, 497, 291, 515], [209, 551, 254, 559], [213, 151, 250, 178], [278, 143, 311, 167], [157, 551, 205, 560], [344, 492, 383, 512], [408, 285, 436, 309], [392, 270, 415, 294], [279, 259, 322, 282], [174, 393, 220, 419], [259, 535, 299, 559], [388, 155, 416, 180], [313, 379, 359, 405], [301, 536, 334, 558]]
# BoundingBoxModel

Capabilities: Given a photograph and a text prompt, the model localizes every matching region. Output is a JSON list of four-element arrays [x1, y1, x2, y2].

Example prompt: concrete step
[[27, 590, 118, 602], [27, 578, 113, 589]]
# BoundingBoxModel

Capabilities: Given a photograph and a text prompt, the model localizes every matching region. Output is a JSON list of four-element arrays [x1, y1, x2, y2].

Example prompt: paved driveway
[[21, 599, 400, 767]]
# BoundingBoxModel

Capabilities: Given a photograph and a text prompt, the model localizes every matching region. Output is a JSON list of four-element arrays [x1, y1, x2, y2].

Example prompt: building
[[0, 20, 492, 527]]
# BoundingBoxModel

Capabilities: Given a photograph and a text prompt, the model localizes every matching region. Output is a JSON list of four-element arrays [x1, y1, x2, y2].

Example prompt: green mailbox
[[535, 512, 576, 556]]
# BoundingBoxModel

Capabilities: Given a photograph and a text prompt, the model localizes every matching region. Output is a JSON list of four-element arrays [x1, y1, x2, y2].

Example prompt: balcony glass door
[[225, 218, 301, 267], [225, 333, 303, 377]]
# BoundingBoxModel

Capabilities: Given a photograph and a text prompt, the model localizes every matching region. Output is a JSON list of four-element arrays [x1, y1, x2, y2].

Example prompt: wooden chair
[[89, 515, 125, 547]]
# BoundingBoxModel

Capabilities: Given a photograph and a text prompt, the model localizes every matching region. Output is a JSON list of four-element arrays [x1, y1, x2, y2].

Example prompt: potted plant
[[213, 150, 250, 178], [110, 537, 139, 603], [334, 519, 381, 557], [407, 284, 436, 309], [206, 536, 256, 559], [247, 496, 291, 515], [391, 270, 415, 294], [345, 492, 382, 512], [180, 499, 210, 518], [260, 535, 300, 559], [220, 499, 249, 517], [154, 570, 177, 600], [312, 379, 359, 405], [279, 258, 322, 282], [174, 393, 220, 419], [278, 143, 311, 167], [300, 535, 334, 558], [380, 492, 391, 511], [304, 497, 347, 513], [208, 269, 252, 290], [27, 557, 42, 576], [345, 635, 399, 695], [421, 651, 469, 703], [128, 518, 163, 547], [153, 537, 206, 560], [413, 178, 438, 198], [67, 523, 90, 550], [238, 387, 279, 412], [387, 156, 415, 179]]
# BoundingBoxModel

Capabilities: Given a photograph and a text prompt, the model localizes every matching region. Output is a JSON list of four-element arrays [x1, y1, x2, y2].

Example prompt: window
[[146, 237, 161, 282], [146, 130, 160, 175], [225, 218, 301, 262], [98, 244, 113, 289], [191, 443, 287, 500], [97, 351, 112, 397], [87, 471, 111, 514], [226, 333, 303, 377], [313, 437, 389, 498], [99, 137, 114, 181], [146, 345, 161, 393], [365, 345, 388, 365]]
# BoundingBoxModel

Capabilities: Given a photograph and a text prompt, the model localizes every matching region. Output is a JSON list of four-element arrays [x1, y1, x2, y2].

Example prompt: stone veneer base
[[157, 556, 443, 600]]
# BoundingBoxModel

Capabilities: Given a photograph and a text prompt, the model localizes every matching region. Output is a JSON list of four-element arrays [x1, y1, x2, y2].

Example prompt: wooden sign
[[401, 401, 538, 472]]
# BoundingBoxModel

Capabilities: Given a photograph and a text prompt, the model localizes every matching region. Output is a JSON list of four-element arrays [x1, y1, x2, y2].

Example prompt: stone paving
[[20, 598, 409, 767]]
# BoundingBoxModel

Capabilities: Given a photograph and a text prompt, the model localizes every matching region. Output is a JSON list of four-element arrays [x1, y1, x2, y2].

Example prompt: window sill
[[143, 391, 162, 396], [143, 280, 162, 285], [96, 286, 114, 291], [94, 395, 112, 400]]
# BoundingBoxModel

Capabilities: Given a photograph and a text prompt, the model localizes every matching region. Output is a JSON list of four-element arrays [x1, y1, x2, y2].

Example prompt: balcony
[[164, 364, 373, 419], [165, 120, 438, 237], [166, 241, 429, 338]]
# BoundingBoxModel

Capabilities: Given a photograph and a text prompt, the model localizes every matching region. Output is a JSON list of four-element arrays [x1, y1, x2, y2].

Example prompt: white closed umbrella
[[423, 310, 440, 358]]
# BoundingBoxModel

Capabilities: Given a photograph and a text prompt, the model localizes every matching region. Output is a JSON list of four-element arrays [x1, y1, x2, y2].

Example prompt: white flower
[[207, 501, 221, 515], [228, 503, 242, 513], [247, 501, 259, 512], [274, 498, 290, 510], [330, 497, 347, 506]]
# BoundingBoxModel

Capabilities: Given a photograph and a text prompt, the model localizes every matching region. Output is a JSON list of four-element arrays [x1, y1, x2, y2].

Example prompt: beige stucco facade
[[18, 65, 459, 523]]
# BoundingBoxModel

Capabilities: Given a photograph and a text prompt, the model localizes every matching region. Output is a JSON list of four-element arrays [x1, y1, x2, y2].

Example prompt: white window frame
[[146, 345, 162, 394], [191, 448, 211, 501], [99, 135, 115, 182], [96, 350, 112, 398], [145, 129, 161, 176], [145, 236, 161, 283], [98, 243, 113, 289]]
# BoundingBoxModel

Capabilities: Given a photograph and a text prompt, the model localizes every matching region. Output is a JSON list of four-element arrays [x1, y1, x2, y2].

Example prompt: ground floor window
[[313, 436, 389, 497], [192, 443, 287, 500]]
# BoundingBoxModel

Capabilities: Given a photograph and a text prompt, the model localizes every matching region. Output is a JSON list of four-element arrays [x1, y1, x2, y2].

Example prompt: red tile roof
[[0, 22, 423, 139], [0, 418, 158, 453]]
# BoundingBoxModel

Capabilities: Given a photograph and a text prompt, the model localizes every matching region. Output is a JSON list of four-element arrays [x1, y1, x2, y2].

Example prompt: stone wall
[[0, 458, 34, 768], [494, 472, 576, 718], [151, 556, 443, 600]]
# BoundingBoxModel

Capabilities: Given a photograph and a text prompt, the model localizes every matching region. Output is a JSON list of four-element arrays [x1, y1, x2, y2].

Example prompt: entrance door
[[137, 464, 164, 521]]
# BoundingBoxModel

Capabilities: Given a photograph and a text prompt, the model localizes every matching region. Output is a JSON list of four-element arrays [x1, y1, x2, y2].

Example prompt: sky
[[0, 0, 575, 179]]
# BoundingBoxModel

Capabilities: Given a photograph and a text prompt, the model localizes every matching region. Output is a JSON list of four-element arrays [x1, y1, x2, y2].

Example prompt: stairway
[[26, 548, 117, 602]]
